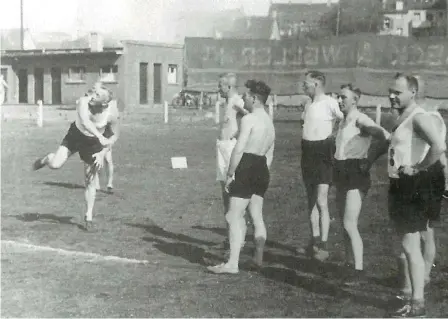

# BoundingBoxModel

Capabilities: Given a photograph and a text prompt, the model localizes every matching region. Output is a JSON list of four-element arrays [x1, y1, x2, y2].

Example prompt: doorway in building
[[139, 62, 148, 104], [34, 68, 44, 103], [18, 69, 28, 103], [153, 63, 162, 104], [51, 67, 62, 104]]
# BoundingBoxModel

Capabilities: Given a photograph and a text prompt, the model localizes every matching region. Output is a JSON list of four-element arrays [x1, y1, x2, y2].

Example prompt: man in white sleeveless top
[[215, 73, 248, 249], [32, 85, 120, 230], [300, 70, 343, 261], [369, 73, 446, 317], [333, 84, 390, 286]]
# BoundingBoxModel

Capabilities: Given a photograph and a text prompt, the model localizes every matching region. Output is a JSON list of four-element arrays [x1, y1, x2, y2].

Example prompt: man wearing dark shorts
[[33, 86, 120, 230], [208, 80, 275, 274], [300, 71, 344, 260], [369, 73, 446, 317]]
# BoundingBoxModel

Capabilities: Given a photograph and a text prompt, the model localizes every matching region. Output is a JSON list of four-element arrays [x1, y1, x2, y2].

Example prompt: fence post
[[37, 100, 43, 127], [199, 91, 203, 111], [164, 101, 169, 124], [375, 104, 381, 125], [215, 101, 220, 124]]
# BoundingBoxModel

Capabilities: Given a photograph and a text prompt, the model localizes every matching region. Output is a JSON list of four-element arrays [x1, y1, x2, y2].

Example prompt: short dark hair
[[394, 73, 419, 93], [305, 70, 326, 85], [245, 80, 271, 104], [340, 83, 362, 100]]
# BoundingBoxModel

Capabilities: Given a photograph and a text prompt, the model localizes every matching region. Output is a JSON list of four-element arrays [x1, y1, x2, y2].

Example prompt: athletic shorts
[[216, 138, 237, 182], [103, 124, 114, 138], [61, 122, 104, 165], [333, 159, 371, 194], [229, 153, 270, 199], [301, 137, 335, 188], [388, 161, 445, 234]]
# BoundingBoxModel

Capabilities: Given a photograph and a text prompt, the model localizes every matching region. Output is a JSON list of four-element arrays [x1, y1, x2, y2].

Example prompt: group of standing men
[[209, 71, 447, 318]]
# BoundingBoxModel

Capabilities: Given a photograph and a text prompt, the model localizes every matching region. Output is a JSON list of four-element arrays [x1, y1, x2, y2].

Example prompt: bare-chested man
[[208, 79, 275, 274], [32, 85, 120, 230], [215, 73, 248, 248]]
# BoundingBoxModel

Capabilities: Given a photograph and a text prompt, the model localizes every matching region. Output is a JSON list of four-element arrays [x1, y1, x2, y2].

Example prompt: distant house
[[218, 16, 280, 40], [379, 0, 446, 37], [1, 30, 184, 108], [268, 1, 335, 39]]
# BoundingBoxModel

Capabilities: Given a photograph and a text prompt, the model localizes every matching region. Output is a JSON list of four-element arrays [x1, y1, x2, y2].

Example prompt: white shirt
[[302, 95, 343, 141], [75, 97, 116, 137], [388, 107, 446, 178], [335, 110, 375, 160]]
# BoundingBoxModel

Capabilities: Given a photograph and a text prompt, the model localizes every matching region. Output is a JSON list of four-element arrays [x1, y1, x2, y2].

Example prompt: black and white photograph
[[1, 0, 447, 317]]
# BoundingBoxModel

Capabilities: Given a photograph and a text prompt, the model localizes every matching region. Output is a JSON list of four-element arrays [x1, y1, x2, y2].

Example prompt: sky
[[0, 0, 338, 42]]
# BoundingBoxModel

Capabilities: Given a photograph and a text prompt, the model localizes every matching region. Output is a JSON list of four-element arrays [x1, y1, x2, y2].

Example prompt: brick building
[[0, 31, 184, 110]]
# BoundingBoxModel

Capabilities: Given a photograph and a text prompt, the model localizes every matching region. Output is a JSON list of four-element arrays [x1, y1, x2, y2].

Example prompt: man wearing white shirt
[[300, 70, 344, 261]]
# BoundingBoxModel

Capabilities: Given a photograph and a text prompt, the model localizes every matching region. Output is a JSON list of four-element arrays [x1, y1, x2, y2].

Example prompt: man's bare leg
[[314, 183, 330, 260], [336, 189, 352, 264], [33, 145, 71, 170], [105, 150, 114, 192], [402, 232, 425, 306], [249, 194, 266, 266], [84, 163, 99, 230], [208, 197, 250, 274], [421, 225, 436, 285], [94, 172, 100, 191]]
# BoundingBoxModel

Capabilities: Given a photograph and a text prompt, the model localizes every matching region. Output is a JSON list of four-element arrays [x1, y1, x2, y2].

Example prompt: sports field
[[1, 105, 447, 318]]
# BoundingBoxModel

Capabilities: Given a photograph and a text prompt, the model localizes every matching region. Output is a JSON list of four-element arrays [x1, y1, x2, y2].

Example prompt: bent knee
[[343, 219, 358, 233]]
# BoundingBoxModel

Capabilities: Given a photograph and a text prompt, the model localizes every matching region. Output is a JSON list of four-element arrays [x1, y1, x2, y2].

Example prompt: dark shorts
[[389, 161, 445, 234], [301, 137, 335, 189], [61, 122, 104, 165], [334, 159, 371, 194], [103, 124, 114, 138], [229, 153, 270, 199]]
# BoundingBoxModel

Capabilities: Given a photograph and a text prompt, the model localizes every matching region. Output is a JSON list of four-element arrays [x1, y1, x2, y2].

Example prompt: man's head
[[302, 70, 326, 98], [389, 73, 419, 109], [88, 85, 112, 113], [243, 80, 271, 112], [338, 84, 361, 115], [218, 73, 238, 98]]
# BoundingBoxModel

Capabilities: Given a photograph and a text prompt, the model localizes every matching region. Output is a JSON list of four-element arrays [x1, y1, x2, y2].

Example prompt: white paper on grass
[[171, 157, 188, 169]]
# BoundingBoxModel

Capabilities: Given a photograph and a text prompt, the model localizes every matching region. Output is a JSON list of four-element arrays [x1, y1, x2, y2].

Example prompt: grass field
[[1, 106, 448, 318]]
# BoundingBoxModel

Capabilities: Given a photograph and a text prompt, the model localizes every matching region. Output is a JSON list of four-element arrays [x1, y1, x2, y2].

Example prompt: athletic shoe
[[32, 157, 46, 171], [106, 186, 114, 194]]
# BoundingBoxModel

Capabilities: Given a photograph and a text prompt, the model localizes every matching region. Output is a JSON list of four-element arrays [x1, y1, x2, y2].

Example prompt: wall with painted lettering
[[185, 34, 448, 99]]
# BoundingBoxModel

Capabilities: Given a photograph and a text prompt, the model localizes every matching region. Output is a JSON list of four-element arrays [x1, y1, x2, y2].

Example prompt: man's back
[[244, 110, 275, 156]]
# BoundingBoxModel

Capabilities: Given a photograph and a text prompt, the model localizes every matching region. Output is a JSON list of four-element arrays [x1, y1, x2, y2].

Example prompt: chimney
[[89, 32, 104, 52]]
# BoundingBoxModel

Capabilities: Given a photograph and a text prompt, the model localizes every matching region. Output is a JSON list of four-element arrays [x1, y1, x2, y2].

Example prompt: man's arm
[[266, 142, 275, 169], [227, 115, 253, 177], [77, 98, 105, 140], [413, 113, 446, 172], [105, 105, 120, 148], [330, 99, 344, 120], [233, 97, 248, 115], [357, 114, 391, 142]]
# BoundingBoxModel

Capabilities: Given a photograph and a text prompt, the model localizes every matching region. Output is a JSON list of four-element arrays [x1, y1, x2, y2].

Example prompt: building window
[[427, 13, 434, 21], [397, 27, 403, 35], [414, 12, 421, 20], [100, 65, 118, 83], [68, 66, 86, 82], [167, 64, 178, 84], [383, 17, 391, 29]]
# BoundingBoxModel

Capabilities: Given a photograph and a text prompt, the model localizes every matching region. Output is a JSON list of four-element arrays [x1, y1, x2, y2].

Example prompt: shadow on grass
[[139, 226, 388, 311], [126, 223, 218, 247], [43, 181, 115, 195], [13, 213, 87, 231], [192, 225, 297, 254]]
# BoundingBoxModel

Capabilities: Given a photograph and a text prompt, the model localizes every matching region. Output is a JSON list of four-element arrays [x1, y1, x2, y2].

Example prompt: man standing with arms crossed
[[300, 71, 343, 261], [208, 79, 275, 274], [215, 73, 248, 249]]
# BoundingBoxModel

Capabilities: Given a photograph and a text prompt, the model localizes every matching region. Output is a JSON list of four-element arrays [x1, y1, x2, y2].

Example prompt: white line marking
[[1, 240, 149, 265]]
